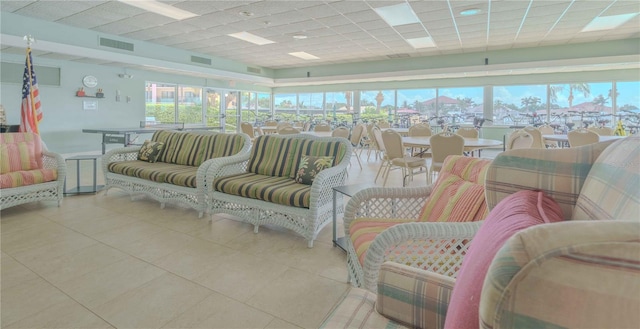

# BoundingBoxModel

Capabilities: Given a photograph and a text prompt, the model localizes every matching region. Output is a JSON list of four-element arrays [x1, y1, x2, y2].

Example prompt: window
[[435, 87, 483, 127], [274, 93, 296, 121], [145, 82, 176, 123], [298, 92, 324, 122], [493, 84, 547, 126], [397, 88, 436, 124], [360, 90, 395, 124], [177, 85, 203, 124]]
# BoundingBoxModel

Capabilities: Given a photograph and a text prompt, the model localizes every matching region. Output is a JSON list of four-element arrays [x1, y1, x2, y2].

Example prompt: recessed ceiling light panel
[[228, 32, 275, 45], [406, 37, 436, 49], [289, 52, 319, 60], [582, 13, 638, 32], [374, 3, 420, 27], [117, 0, 198, 20], [460, 8, 482, 16]]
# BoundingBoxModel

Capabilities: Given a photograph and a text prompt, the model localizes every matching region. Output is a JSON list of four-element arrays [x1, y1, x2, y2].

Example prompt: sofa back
[[573, 136, 640, 221], [486, 139, 616, 219], [0, 132, 43, 173], [150, 130, 247, 166], [247, 134, 348, 177]]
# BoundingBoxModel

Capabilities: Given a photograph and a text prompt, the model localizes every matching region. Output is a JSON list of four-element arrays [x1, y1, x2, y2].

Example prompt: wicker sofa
[[208, 134, 352, 248], [102, 130, 250, 217], [321, 136, 639, 329], [0, 132, 66, 210]]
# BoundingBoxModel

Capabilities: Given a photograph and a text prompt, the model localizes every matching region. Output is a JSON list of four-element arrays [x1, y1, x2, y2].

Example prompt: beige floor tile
[[193, 251, 289, 302], [91, 220, 167, 247], [5, 298, 114, 329], [246, 267, 350, 328], [0, 210, 50, 235], [56, 256, 166, 309], [189, 217, 254, 245], [162, 292, 274, 329], [116, 228, 196, 262], [46, 203, 122, 223], [10, 231, 98, 267], [0, 277, 69, 327], [0, 252, 40, 291], [51, 212, 142, 236], [93, 272, 213, 329], [140, 211, 212, 233], [0, 221, 83, 255], [152, 238, 235, 280], [265, 318, 303, 329], [15, 243, 129, 285]]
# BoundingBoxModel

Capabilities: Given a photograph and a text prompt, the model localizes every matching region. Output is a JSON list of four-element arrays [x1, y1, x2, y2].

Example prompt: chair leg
[[353, 151, 363, 170], [375, 161, 387, 182]]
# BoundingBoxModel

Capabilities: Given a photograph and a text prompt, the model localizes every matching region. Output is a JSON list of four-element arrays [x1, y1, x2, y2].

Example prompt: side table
[[64, 154, 104, 195], [332, 183, 374, 252]]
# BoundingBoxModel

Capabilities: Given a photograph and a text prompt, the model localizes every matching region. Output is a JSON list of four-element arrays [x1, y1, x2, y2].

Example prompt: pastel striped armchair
[[323, 136, 640, 329], [0, 132, 66, 209]]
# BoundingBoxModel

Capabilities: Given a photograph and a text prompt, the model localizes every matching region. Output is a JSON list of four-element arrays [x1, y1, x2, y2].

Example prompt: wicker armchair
[[0, 132, 66, 210]]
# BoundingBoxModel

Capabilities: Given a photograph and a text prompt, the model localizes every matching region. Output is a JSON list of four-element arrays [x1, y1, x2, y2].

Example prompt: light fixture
[[406, 36, 436, 49], [292, 34, 307, 40], [289, 52, 319, 60], [582, 13, 638, 32], [374, 3, 420, 27], [228, 32, 275, 45], [460, 8, 482, 16], [117, 0, 198, 20]]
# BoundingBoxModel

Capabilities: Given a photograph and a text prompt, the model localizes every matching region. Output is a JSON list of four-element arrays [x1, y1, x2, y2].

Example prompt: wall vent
[[191, 55, 212, 65], [247, 66, 261, 74], [99, 37, 134, 52]]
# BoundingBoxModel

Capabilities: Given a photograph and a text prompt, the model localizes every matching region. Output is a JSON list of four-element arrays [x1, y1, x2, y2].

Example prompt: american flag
[[19, 47, 42, 134]]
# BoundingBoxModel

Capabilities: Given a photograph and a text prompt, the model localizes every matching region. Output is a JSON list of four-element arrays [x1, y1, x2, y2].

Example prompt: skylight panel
[[582, 13, 638, 32], [406, 37, 436, 49], [228, 32, 276, 45]]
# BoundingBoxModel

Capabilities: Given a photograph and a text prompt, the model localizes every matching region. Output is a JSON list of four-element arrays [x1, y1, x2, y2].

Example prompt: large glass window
[[274, 93, 296, 122], [177, 85, 203, 124], [397, 88, 436, 124], [325, 92, 350, 125], [493, 84, 547, 126], [298, 92, 324, 122], [435, 87, 483, 127], [360, 90, 395, 124], [145, 82, 176, 123]]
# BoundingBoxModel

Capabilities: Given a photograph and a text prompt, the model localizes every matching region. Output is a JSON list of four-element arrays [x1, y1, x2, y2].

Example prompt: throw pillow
[[443, 190, 563, 329], [294, 155, 334, 185], [418, 172, 488, 222], [138, 140, 165, 163]]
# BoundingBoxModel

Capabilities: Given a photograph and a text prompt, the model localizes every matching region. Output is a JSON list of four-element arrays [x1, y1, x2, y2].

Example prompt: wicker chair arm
[[42, 150, 67, 182], [307, 142, 352, 211], [343, 185, 434, 235], [101, 147, 141, 178], [362, 221, 483, 291]]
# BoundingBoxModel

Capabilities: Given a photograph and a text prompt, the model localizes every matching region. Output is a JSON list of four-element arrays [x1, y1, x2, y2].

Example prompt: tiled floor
[[1, 147, 501, 328]]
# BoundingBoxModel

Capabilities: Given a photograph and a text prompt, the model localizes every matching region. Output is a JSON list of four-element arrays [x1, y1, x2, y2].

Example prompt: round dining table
[[402, 136, 503, 153]]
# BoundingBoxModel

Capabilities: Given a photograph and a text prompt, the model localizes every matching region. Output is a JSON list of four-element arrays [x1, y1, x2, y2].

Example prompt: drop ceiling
[[1, 0, 639, 86]]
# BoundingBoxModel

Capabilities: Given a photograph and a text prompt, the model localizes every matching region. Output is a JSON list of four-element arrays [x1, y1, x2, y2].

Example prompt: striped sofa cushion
[[0, 132, 43, 173], [376, 262, 455, 329], [246, 135, 300, 177], [108, 161, 173, 183], [480, 221, 640, 329], [151, 130, 184, 164], [164, 166, 199, 188], [213, 172, 311, 208], [349, 218, 414, 265], [197, 133, 246, 165], [573, 136, 640, 221], [0, 168, 58, 188]]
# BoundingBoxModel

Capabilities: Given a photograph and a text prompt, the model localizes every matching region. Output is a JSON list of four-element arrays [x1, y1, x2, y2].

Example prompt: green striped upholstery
[[151, 130, 184, 164], [480, 221, 640, 329], [485, 140, 615, 219], [108, 161, 183, 184], [150, 131, 202, 166], [196, 133, 246, 165], [376, 262, 454, 329], [0, 169, 58, 188], [164, 166, 198, 188], [573, 137, 640, 221], [213, 172, 311, 208], [246, 135, 300, 177], [288, 139, 347, 179]]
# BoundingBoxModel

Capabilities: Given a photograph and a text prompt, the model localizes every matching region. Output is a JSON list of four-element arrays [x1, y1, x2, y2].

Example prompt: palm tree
[[550, 83, 591, 110], [592, 94, 608, 112], [521, 96, 541, 113]]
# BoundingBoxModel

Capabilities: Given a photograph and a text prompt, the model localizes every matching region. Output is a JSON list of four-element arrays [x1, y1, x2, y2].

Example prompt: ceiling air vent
[[191, 55, 212, 65], [246, 67, 261, 74], [387, 53, 410, 59], [99, 37, 134, 52]]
